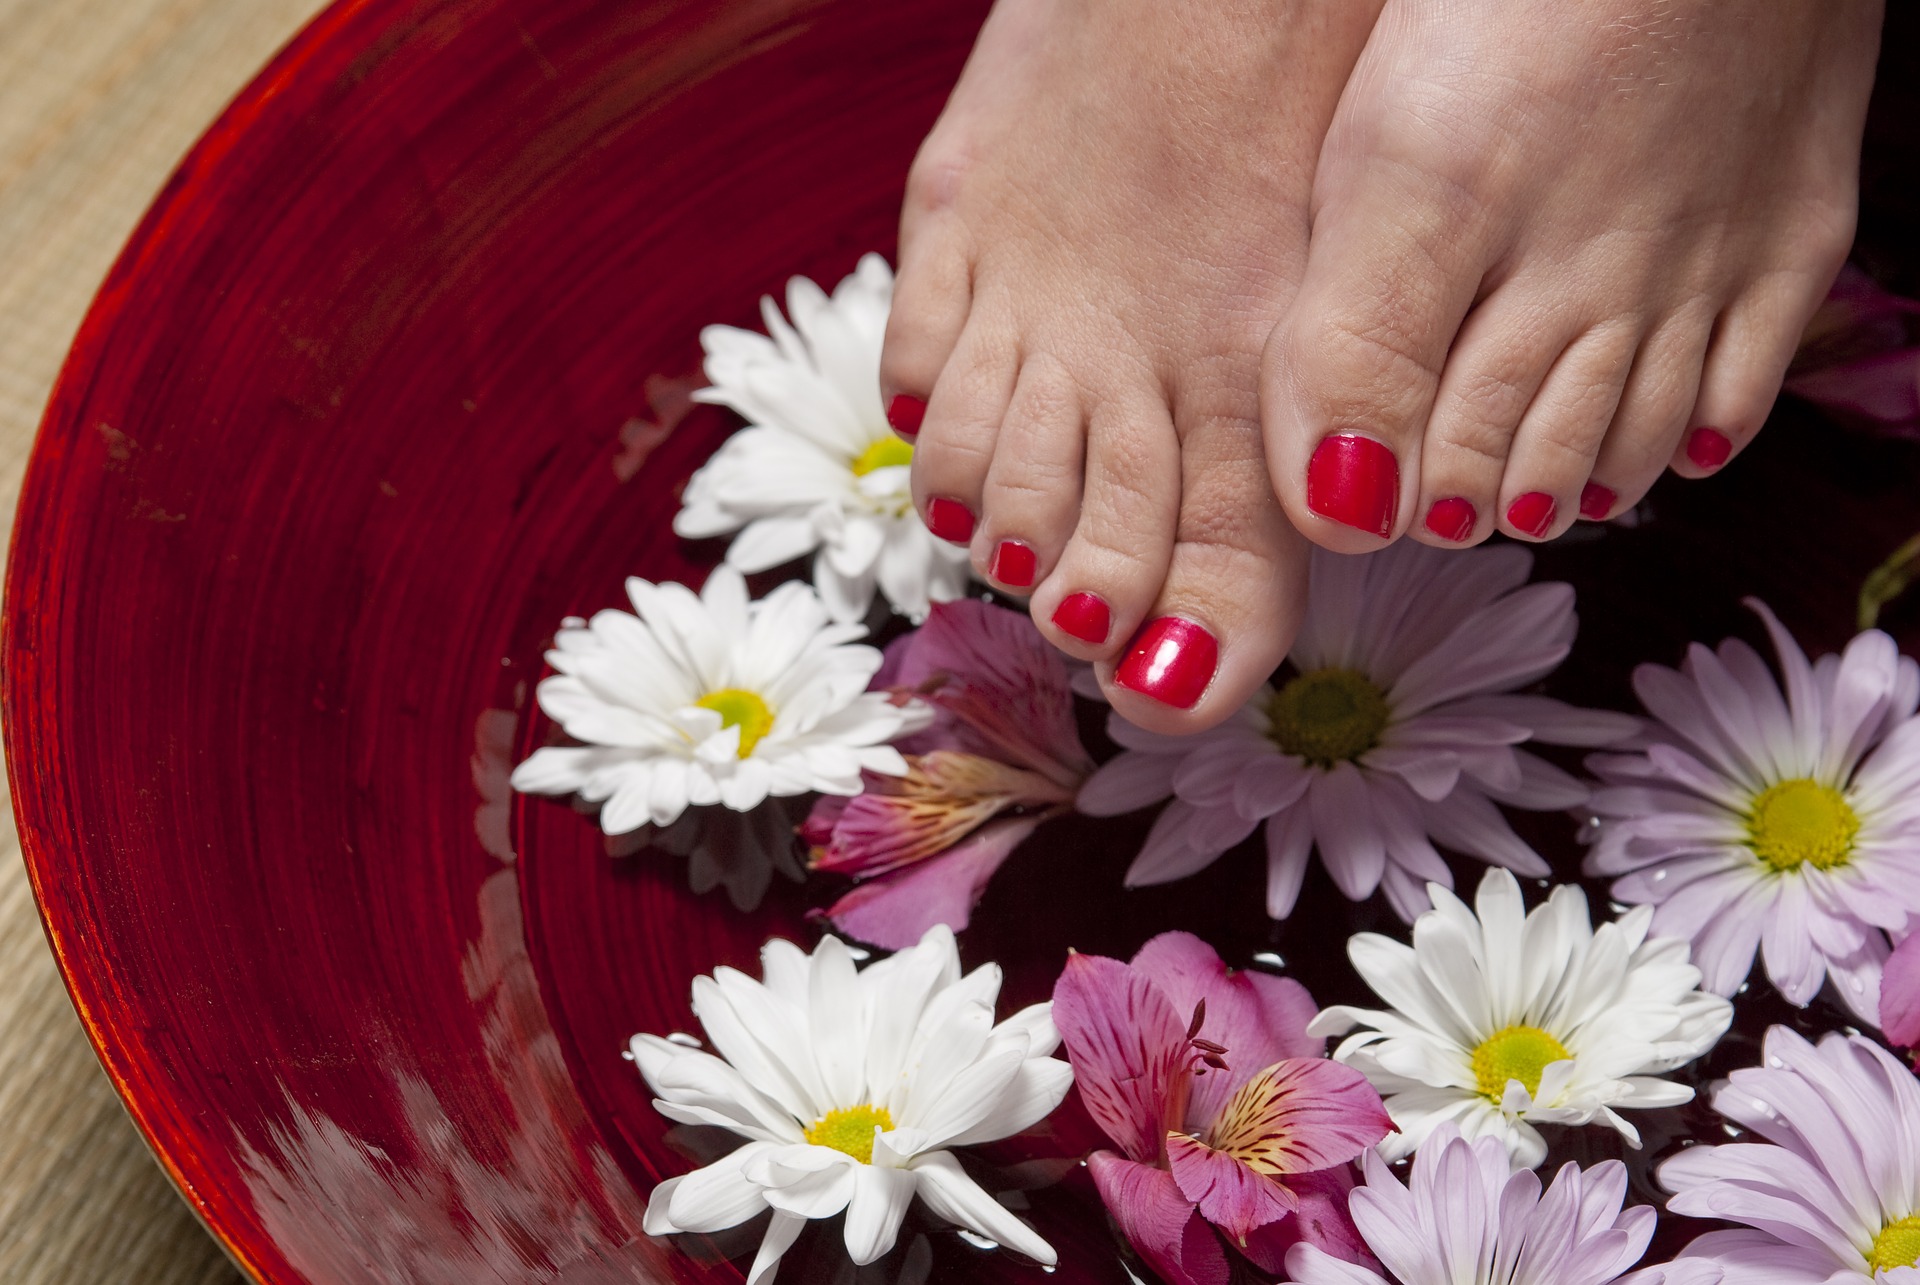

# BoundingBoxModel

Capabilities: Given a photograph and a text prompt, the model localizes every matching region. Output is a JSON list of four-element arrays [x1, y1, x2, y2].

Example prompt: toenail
[[1115, 616, 1218, 710], [1052, 592, 1110, 645], [1307, 434, 1398, 538], [1424, 497, 1476, 543], [1506, 492, 1557, 539], [989, 539, 1036, 589], [886, 394, 927, 439], [1579, 482, 1617, 521], [1685, 427, 1732, 470], [925, 496, 975, 544]]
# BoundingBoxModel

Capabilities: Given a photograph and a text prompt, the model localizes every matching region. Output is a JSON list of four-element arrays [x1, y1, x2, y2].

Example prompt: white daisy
[[674, 254, 970, 624], [632, 926, 1072, 1284], [1582, 600, 1920, 1025], [1078, 541, 1637, 921], [1285, 1122, 1722, 1285], [1661, 1026, 1920, 1283], [1310, 867, 1732, 1169], [510, 565, 928, 831]]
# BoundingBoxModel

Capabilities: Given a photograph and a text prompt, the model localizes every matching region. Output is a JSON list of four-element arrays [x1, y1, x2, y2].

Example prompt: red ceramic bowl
[[11, 0, 1920, 1279]]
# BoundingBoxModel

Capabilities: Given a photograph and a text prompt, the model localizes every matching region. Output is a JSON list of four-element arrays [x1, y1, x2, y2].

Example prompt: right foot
[[883, 0, 1383, 734]]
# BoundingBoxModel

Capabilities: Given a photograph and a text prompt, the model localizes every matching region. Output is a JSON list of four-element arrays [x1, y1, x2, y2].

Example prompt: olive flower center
[[695, 687, 776, 758], [1747, 777, 1858, 873], [1265, 667, 1391, 767], [1471, 1024, 1571, 1101], [804, 1104, 895, 1164]]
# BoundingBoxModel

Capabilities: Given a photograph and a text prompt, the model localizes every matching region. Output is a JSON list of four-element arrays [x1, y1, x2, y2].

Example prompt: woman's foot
[[1263, 0, 1882, 551], [883, 0, 1382, 733]]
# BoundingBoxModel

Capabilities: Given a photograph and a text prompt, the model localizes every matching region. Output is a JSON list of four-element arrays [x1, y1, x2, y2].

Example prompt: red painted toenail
[[1579, 482, 1617, 520], [1506, 491, 1557, 538], [1307, 434, 1398, 537], [886, 394, 927, 438], [1686, 427, 1732, 470], [990, 539, 1036, 588], [1115, 616, 1218, 710], [1052, 592, 1110, 645], [1424, 497, 1476, 543], [925, 497, 974, 544]]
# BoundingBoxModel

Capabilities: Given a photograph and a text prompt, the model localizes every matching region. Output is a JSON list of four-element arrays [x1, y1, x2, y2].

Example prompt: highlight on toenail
[[1580, 482, 1617, 520], [924, 497, 975, 544], [1686, 427, 1733, 470], [1307, 434, 1398, 538], [1506, 492, 1557, 539], [1424, 497, 1476, 543], [1115, 616, 1218, 711], [990, 539, 1036, 589], [1052, 592, 1110, 645], [886, 394, 927, 438]]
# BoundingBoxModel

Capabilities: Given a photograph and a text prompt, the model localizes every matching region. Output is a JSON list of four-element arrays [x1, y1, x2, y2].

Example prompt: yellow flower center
[[804, 1104, 895, 1164], [1471, 1025, 1571, 1101], [1869, 1213, 1920, 1272], [694, 687, 776, 758], [1747, 778, 1859, 874], [850, 435, 914, 476], [1265, 668, 1391, 766]]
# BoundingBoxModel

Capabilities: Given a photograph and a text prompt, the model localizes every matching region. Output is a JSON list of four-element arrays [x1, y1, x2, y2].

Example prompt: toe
[[974, 354, 1084, 593], [879, 150, 976, 432], [908, 320, 1018, 548], [1493, 319, 1640, 541], [1029, 389, 1181, 659], [1262, 163, 1490, 552], [1585, 311, 1713, 516], [1677, 268, 1842, 479], [1098, 394, 1307, 734], [1411, 297, 1570, 546]]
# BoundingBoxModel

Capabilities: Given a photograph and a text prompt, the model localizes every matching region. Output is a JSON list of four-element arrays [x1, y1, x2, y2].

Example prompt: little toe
[[1029, 391, 1182, 659], [1262, 169, 1489, 552], [1493, 320, 1640, 541], [908, 321, 1018, 548], [1099, 398, 1308, 734], [974, 354, 1084, 593], [879, 160, 975, 436]]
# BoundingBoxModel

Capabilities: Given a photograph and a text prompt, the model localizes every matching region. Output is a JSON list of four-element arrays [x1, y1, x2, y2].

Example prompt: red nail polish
[[886, 394, 927, 439], [1424, 497, 1476, 543], [1506, 491, 1557, 538], [1115, 616, 1218, 710], [1686, 426, 1732, 470], [1579, 482, 1617, 520], [990, 539, 1036, 588], [1307, 434, 1398, 537], [1052, 592, 1110, 645], [924, 497, 974, 544]]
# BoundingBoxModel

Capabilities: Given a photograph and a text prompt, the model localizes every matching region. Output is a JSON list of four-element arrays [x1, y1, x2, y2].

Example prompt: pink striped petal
[[1086, 1151, 1229, 1285], [1053, 952, 1186, 1162]]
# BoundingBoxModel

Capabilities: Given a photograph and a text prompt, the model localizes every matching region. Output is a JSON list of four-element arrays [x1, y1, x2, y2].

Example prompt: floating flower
[[805, 599, 1094, 948], [1785, 264, 1920, 441], [1582, 600, 1920, 1024], [674, 254, 970, 624], [1285, 1122, 1722, 1285], [1311, 868, 1731, 1169], [1053, 932, 1392, 1285], [1078, 542, 1637, 922], [632, 926, 1072, 1284], [510, 566, 928, 832], [1660, 1026, 1920, 1282]]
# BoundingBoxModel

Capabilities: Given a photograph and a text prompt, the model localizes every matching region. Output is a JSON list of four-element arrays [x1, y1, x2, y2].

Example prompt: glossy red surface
[[10, 0, 1920, 1281]]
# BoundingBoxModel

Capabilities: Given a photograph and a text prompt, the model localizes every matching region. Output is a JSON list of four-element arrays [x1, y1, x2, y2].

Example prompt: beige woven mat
[[0, 2, 327, 1280]]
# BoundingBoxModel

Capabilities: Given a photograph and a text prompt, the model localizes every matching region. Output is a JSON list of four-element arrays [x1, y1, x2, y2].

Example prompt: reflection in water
[[603, 797, 807, 912], [473, 701, 522, 864], [234, 870, 653, 1283]]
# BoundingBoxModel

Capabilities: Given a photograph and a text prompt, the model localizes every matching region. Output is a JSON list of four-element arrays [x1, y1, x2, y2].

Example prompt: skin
[[887, 0, 1883, 734]]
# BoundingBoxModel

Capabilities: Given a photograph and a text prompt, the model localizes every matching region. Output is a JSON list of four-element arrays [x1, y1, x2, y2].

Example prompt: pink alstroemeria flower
[[1882, 932, 1920, 1049], [805, 599, 1095, 949], [1053, 933, 1393, 1285], [1786, 264, 1920, 438]]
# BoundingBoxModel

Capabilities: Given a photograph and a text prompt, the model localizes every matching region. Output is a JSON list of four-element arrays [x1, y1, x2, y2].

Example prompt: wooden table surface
[[0, 2, 327, 1279]]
